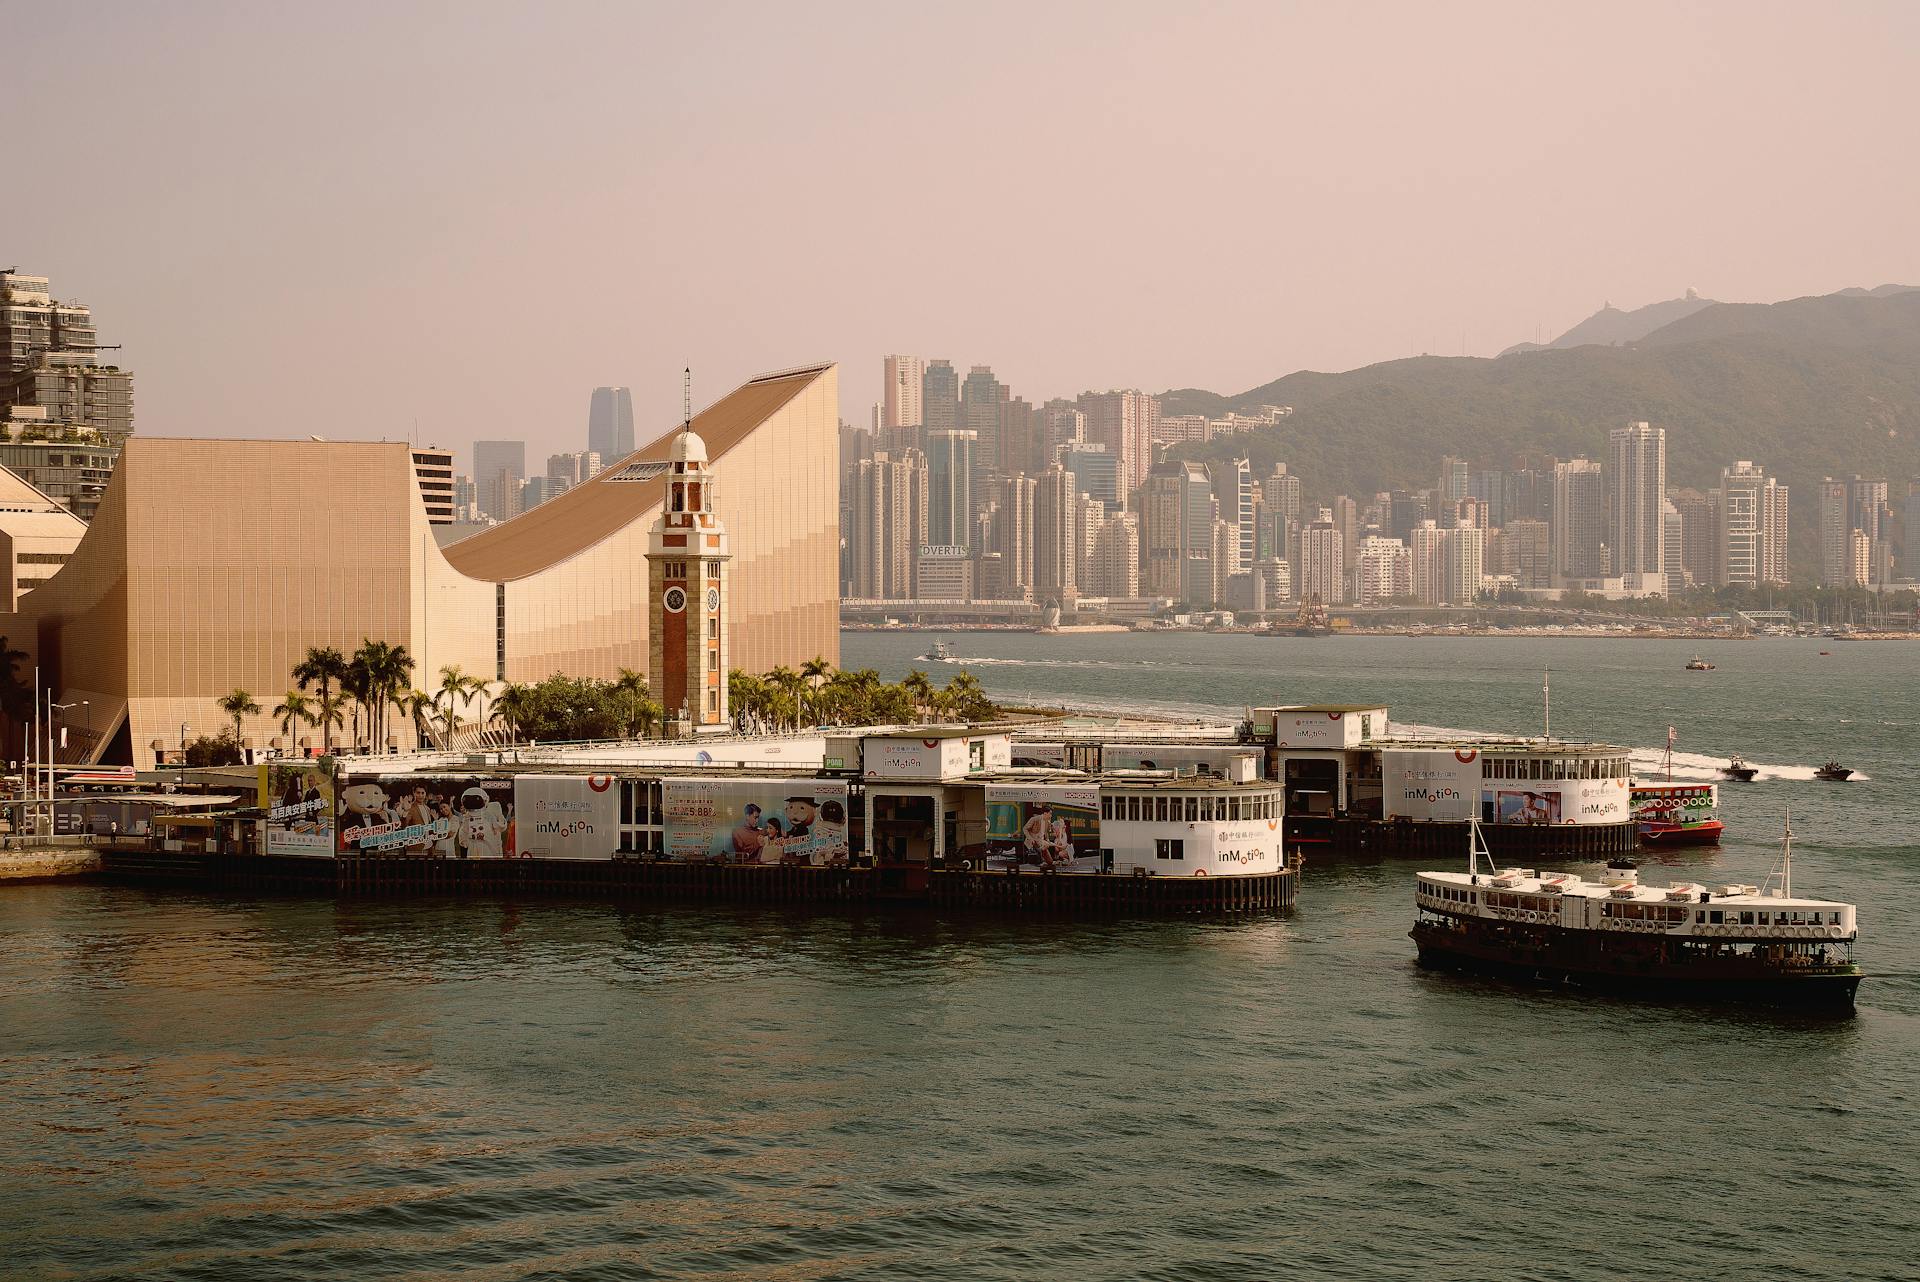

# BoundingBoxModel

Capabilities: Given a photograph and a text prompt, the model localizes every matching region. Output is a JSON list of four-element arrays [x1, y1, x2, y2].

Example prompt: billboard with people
[[663, 778, 852, 865], [984, 784, 1101, 872], [261, 761, 335, 856], [1485, 788, 1564, 826], [514, 775, 619, 859], [337, 775, 516, 857]]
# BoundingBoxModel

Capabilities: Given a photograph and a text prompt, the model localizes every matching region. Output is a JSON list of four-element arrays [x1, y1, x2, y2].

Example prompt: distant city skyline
[[10, 3, 1920, 458]]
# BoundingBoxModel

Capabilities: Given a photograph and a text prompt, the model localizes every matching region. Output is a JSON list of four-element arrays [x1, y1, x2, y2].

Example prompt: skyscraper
[[1607, 421, 1666, 586], [1000, 395, 1043, 477], [1409, 520, 1445, 605], [881, 354, 925, 430], [921, 360, 959, 435], [1298, 509, 1345, 605], [1552, 458, 1605, 582], [1033, 465, 1078, 605], [1139, 460, 1214, 604], [1354, 536, 1411, 605], [1818, 478, 1848, 586], [586, 387, 635, 464], [1061, 442, 1120, 507], [961, 365, 1007, 507], [0, 268, 135, 519], [1079, 390, 1161, 496], [473, 439, 527, 521], [1717, 461, 1789, 587], [992, 472, 1037, 599], [1211, 457, 1254, 576], [1438, 455, 1469, 505], [850, 448, 927, 598], [1442, 526, 1486, 605], [926, 429, 976, 550]]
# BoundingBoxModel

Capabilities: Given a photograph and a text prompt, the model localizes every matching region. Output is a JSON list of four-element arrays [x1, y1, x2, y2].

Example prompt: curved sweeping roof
[[441, 364, 831, 582]]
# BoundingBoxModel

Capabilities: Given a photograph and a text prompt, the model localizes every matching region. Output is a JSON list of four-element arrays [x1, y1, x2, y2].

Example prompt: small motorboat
[[1815, 762, 1854, 782], [1721, 756, 1759, 782], [1685, 655, 1715, 671]]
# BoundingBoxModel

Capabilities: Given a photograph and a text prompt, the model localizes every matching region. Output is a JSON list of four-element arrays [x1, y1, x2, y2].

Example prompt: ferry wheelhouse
[[1411, 819, 1860, 1008]]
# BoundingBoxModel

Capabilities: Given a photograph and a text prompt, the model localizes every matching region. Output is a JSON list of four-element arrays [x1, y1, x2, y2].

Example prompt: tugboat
[[1720, 756, 1759, 783], [1685, 655, 1715, 671], [1410, 813, 1861, 1008], [1632, 727, 1723, 846], [1814, 761, 1854, 782], [924, 639, 954, 663]]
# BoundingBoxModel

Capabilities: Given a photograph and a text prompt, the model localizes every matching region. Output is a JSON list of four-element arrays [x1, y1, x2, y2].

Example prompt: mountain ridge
[[1163, 289, 1920, 579]]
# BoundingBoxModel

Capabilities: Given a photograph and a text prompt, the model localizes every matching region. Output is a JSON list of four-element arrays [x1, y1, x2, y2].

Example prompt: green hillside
[[1167, 292, 1920, 579]]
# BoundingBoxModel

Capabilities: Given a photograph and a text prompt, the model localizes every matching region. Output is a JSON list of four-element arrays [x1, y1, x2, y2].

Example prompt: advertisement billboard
[[984, 784, 1101, 872], [514, 775, 619, 859], [664, 778, 852, 865], [1383, 748, 1480, 821], [1485, 788, 1563, 826], [338, 775, 516, 857], [261, 761, 335, 856]]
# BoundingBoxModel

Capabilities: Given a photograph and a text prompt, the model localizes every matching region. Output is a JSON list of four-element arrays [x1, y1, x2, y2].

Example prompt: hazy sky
[[12, 1, 1920, 470]]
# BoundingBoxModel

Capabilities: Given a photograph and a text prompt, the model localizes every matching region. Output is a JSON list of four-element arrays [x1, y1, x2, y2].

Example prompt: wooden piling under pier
[[98, 850, 1296, 916]]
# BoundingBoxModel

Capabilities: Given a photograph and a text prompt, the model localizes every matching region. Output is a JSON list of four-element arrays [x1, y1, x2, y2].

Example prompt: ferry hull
[[1636, 819, 1724, 847], [1410, 922, 1860, 1009]]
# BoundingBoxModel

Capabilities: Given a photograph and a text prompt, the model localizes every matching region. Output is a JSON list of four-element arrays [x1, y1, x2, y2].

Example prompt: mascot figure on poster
[[455, 786, 513, 859]]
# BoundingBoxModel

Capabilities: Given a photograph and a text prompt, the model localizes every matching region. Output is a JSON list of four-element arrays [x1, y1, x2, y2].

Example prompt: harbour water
[[3, 636, 1915, 1279]]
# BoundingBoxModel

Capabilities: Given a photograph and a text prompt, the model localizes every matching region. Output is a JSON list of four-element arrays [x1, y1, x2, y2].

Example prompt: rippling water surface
[[3, 636, 1916, 1280]]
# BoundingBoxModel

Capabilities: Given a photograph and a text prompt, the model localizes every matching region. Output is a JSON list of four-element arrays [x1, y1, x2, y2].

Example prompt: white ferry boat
[[1411, 816, 1861, 1008]]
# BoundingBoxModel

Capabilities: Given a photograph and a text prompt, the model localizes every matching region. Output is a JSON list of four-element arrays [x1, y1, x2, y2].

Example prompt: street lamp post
[[49, 697, 80, 836]]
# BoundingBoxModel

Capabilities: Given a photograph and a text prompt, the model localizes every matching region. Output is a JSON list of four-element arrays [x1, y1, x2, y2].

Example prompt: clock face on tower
[[706, 587, 720, 612], [663, 586, 687, 613]]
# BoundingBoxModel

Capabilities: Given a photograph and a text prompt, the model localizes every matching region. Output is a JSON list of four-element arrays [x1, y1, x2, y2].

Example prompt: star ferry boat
[[1411, 820, 1860, 1008]]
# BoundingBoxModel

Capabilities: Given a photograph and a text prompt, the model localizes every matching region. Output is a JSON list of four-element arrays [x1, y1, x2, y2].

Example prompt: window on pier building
[[1156, 838, 1184, 861]]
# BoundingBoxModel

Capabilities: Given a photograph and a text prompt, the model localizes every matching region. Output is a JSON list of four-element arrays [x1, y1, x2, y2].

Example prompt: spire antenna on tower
[[683, 367, 691, 434]]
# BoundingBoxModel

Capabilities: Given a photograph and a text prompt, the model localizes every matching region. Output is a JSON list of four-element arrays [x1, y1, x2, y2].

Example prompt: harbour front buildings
[[3, 364, 841, 767]]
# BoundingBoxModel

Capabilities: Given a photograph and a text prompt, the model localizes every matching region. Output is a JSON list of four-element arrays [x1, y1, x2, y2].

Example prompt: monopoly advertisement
[[984, 784, 1100, 872], [514, 775, 619, 860], [337, 775, 515, 857], [261, 761, 335, 856], [663, 777, 852, 865]]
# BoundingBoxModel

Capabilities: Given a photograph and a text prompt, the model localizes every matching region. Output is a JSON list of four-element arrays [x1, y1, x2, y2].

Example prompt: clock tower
[[646, 414, 731, 732]]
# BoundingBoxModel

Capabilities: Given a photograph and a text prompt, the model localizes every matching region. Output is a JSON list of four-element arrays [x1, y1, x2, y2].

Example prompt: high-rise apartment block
[[1607, 421, 1666, 587], [1354, 536, 1411, 605], [1033, 465, 1078, 605], [961, 365, 1006, 503], [1443, 526, 1486, 605], [0, 269, 135, 519], [849, 449, 927, 598], [1298, 509, 1345, 605], [1079, 389, 1160, 494], [881, 355, 925, 430], [1552, 458, 1605, 582], [1409, 520, 1445, 605], [1716, 461, 1789, 587]]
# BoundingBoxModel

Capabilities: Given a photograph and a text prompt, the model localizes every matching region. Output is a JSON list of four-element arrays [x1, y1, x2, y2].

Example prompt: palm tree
[[341, 655, 372, 751], [766, 665, 804, 730], [489, 682, 534, 743], [217, 688, 262, 745], [434, 664, 482, 744], [799, 654, 833, 725], [352, 640, 415, 751], [291, 645, 348, 751], [901, 670, 936, 723], [396, 688, 434, 748], [271, 689, 312, 752], [311, 690, 346, 755]]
